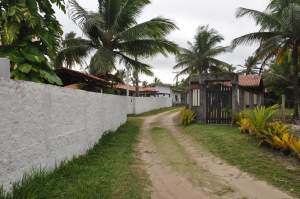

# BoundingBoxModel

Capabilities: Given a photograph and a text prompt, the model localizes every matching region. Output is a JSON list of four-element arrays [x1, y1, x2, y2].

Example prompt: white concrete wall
[[128, 96, 172, 115], [0, 79, 172, 190], [0, 79, 129, 189]]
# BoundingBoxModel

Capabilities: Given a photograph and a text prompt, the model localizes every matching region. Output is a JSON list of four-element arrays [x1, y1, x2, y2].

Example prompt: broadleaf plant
[[0, 0, 65, 85]]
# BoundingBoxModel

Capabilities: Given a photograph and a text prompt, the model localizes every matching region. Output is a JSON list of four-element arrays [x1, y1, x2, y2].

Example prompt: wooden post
[[199, 82, 207, 123], [232, 76, 239, 114]]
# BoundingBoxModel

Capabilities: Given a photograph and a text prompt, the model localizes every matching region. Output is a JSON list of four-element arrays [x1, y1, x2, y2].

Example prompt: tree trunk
[[292, 41, 299, 120]]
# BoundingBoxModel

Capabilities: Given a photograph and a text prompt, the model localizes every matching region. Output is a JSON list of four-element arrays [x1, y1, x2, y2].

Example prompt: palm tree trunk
[[292, 41, 299, 120]]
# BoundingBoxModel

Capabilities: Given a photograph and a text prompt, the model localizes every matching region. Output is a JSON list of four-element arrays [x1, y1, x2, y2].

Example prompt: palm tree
[[232, 1, 300, 118], [237, 56, 260, 74], [174, 25, 230, 77], [54, 32, 91, 69], [142, 81, 149, 87], [153, 77, 162, 86], [132, 58, 154, 96], [263, 52, 293, 96], [67, 0, 178, 76]]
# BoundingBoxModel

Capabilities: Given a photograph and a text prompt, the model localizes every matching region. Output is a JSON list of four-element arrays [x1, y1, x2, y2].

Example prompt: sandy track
[[138, 111, 294, 199]]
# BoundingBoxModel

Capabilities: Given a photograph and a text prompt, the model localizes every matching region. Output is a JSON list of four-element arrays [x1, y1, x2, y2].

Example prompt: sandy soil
[[138, 111, 295, 199]]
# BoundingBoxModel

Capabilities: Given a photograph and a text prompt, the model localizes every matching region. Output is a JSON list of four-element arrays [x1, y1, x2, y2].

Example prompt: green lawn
[[1, 118, 149, 199], [182, 124, 300, 198]]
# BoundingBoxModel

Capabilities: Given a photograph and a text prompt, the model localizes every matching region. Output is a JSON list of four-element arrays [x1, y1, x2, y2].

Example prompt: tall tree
[[238, 56, 260, 74], [0, 0, 65, 85], [174, 25, 230, 77], [232, 1, 300, 118], [67, 0, 178, 77]]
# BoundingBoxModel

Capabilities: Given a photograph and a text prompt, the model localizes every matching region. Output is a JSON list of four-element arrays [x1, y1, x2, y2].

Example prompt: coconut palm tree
[[232, 2, 300, 118], [67, 0, 178, 76], [237, 56, 260, 74], [131, 58, 154, 96], [174, 25, 230, 77], [54, 32, 91, 69], [142, 81, 149, 87]]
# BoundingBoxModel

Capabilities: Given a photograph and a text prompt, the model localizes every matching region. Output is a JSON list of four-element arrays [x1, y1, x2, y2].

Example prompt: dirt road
[[138, 111, 294, 199]]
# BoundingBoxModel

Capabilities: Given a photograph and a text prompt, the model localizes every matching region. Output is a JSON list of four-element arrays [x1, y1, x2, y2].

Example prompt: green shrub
[[237, 105, 300, 159], [243, 105, 279, 134], [180, 108, 196, 126]]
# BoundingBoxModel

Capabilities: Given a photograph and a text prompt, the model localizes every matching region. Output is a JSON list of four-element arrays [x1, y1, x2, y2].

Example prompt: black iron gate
[[206, 84, 232, 124]]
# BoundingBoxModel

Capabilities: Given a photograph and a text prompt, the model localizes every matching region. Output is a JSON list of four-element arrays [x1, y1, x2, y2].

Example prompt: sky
[[55, 0, 269, 84]]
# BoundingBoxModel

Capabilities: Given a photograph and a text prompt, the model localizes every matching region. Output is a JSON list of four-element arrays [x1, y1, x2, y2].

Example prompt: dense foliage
[[238, 106, 300, 159], [232, 0, 300, 118], [0, 0, 65, 85]]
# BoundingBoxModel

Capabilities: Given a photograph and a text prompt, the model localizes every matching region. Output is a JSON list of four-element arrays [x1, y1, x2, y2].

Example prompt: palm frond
[[89, 48, 116, 74], [116, 52, 152, 75], [119, 39, 178, 57], [232, 32, 279, 48], [116, 17, 178, 41], [111, 0, 151, 32], [236, 7, 281, 30], [68, 0, 89, 26]]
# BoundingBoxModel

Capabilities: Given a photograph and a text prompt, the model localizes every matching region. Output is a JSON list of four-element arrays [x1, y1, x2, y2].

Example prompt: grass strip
[[1, 118, 149, 199], [129, 106, 181, 117], [182, 124, 300, 198]]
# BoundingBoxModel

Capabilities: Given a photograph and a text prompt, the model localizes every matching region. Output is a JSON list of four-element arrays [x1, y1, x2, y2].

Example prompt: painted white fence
[[0, 77, 172, 190]]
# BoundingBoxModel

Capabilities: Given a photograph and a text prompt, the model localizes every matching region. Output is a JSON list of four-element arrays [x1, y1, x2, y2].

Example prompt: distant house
[[172, 88, 186, 105], [115, 84, 158, 96], [155, 84, 186, 105], [154, 84, 172, 97], [188, 73, 264, 124]]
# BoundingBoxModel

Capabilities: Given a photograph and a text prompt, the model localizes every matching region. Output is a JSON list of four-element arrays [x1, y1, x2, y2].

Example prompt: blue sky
[[56, 0, 269, 84]]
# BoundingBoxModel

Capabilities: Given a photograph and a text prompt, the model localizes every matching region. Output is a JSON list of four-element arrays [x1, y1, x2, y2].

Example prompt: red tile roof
[[238, 75, 261, 87], [223, 75, 262, 87]]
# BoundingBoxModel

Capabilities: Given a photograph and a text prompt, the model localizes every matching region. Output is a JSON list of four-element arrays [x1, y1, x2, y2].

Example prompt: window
[[192, 89, 200, 106]]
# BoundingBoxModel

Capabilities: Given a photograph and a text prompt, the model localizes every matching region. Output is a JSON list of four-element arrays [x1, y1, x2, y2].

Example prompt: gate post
[[232, 75, 239, 115], [199, 80, 207, 123]]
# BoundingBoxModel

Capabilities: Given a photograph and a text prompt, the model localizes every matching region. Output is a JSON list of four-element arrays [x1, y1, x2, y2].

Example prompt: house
[[154, 84, 172, 97], [188, 73, 264, 124], [55, 68, 110, 92], [115, 84, 158, 96], [155, 84, 186, 105], [172, 88, 186, 105]]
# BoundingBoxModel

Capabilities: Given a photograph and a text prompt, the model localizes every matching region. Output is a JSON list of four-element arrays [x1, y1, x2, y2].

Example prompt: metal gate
[[206, 84, 232, 124]]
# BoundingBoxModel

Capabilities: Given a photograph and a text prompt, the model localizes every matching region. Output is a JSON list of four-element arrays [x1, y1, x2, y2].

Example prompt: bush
[[243, 105, 279, 133], [180, 108, 196, 126], [237, 105, 300, 159]]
